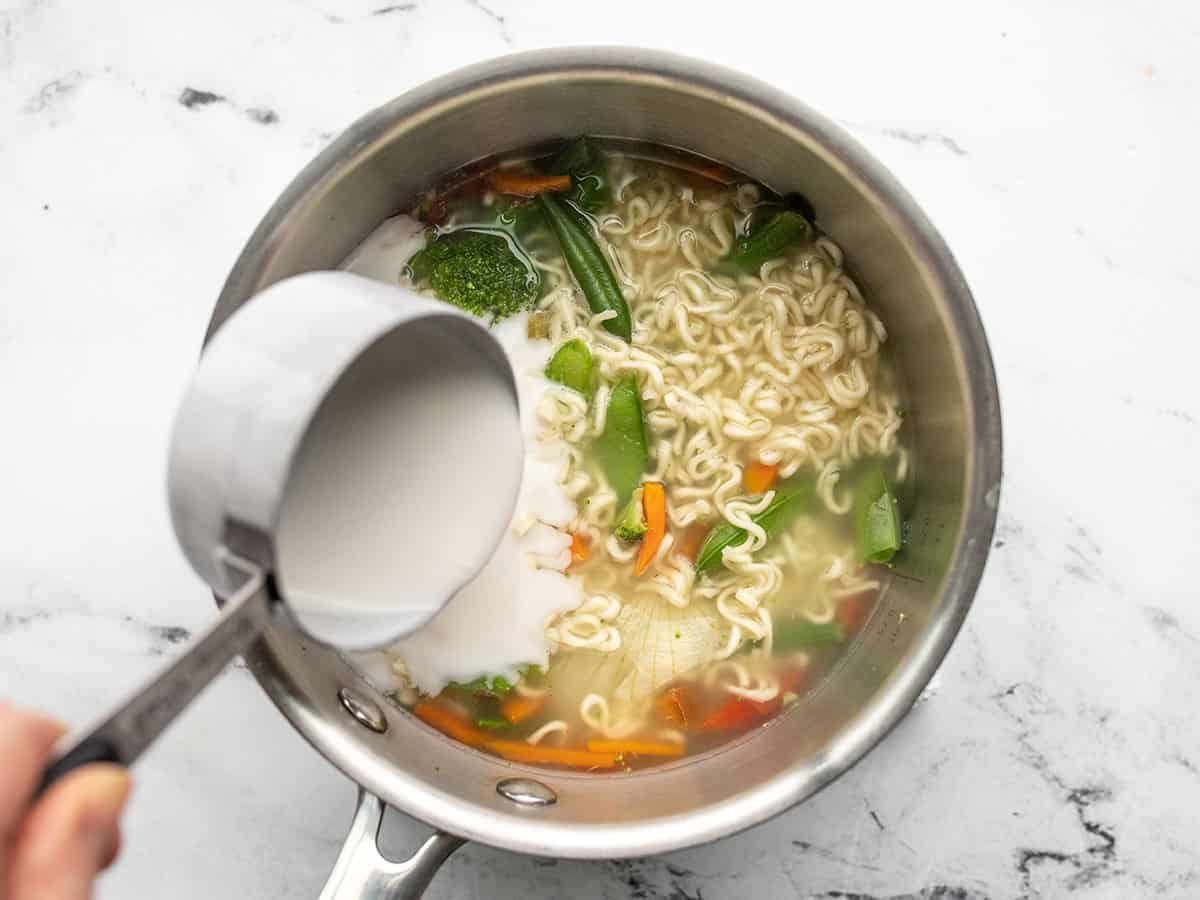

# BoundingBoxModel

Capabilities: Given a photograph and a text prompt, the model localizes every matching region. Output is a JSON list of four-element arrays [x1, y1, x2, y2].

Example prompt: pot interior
[[217, 49, 1000, 858]]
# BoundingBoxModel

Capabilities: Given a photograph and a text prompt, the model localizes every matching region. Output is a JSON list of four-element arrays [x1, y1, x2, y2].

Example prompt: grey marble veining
[[1, 0, 1198, 897]]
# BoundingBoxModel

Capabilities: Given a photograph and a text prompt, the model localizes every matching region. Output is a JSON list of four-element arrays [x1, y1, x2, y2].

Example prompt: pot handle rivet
[[497, 777, 556, 807], [338, 687, 388, 734]]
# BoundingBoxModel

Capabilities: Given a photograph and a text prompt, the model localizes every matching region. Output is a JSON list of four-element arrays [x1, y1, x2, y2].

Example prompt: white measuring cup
[[40, 271, 523, 788]]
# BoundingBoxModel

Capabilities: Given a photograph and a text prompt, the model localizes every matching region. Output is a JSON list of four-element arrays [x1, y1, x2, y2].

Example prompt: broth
[[344, 139, 910, 771]]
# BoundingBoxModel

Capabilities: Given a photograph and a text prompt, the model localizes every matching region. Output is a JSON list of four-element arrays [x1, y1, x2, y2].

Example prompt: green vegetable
[[537, 194, 632, 342], [544, 339, 594, 397], [594, 374, 649, 506], [614, 486, 648, 541], [496, 199, 545, 238], [518, 664, 546, 687], [855, 462, 902, 564], [476, 717, 511, 732], [773, 617, 844, 652], [695, 478, 816, 575], [547, 136, 610, 214], [407, 231, 539, 320], [450, 674, 513, 697], [782, 191, 816, 222], [717, 209, 812, 276]]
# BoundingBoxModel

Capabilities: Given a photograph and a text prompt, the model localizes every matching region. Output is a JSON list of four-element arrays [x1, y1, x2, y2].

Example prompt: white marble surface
[[1, 1, 1197, 897]]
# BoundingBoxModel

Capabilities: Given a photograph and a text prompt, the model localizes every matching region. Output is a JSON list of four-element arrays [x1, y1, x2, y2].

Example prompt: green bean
[[537, 194, 632, 342]]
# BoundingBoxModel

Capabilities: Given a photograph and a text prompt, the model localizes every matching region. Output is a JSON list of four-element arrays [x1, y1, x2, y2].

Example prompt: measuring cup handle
[[37, 555, 273, 795], [38, 737, 123, 791]]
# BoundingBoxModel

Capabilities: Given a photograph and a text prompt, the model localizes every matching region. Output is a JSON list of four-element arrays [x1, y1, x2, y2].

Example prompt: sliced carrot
[[485, 739, 621, 769], [673, 521, 710, 563], [655, 685, 697, 727], [500, 692, 544, 725], [586, 739, 686, 758], [488, 170, 572, 197], [413, 700, 488, 747], [569, 531, 591, 567], [743, 460, 779, 494], [635, 482, 667, 576], [698, 696, 779, 732]]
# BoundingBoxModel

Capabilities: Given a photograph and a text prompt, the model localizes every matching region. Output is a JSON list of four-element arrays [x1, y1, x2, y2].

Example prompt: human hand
[[1, 702, 131, 899]]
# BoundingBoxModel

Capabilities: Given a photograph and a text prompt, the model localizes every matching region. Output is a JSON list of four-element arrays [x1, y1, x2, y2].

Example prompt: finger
[[0, 704, 65, 838], [6, 765, 132, 900]]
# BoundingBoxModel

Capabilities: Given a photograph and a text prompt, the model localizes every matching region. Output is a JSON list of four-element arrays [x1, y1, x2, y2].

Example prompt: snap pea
[[593, 374, 649, 507], [718, 209, 812, 276], [537, 194, 632, 342], [544, 339, 594, 398], [547, 136, 610, 214], [855, 462, 902, 564], [695, 478, 816, 575], [773, 617, 844, 652]]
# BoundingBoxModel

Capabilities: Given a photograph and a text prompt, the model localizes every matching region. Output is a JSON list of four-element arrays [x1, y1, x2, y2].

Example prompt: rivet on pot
[[497, 778, 557, 807], [338, 687, 388, 734]]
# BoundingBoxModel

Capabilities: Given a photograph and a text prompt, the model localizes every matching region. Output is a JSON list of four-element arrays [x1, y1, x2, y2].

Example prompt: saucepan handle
[[319, 789, 463, 900]]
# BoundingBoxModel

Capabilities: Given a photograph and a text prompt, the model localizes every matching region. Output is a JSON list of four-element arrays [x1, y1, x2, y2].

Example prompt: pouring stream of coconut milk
[[38, 270, 524, 791]]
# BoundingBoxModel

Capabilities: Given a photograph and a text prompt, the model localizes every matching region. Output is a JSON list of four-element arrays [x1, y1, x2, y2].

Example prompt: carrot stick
[[569, 531, 591, 566], [485, 739, 621, 769], [413, 700, 488, 747], [656, 690, 685, 726], [635, 482, 667, 575], [655, 685, 697, 727], [586, 739, 686, 758], [743, 460, 779, 494], [500, 692, 544, 725], [673, 522, 710, 563], [488, 170, 572, 197]]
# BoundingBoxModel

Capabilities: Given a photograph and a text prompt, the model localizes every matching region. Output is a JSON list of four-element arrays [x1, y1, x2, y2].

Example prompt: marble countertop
[[2, 1, 1197, 897]]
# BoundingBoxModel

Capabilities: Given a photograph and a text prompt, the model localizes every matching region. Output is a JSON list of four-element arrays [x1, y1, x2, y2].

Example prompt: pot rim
[[217, 46, 1002, 858]]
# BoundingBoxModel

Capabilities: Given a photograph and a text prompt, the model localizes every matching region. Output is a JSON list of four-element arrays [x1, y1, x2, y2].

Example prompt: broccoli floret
[[408, 231, 539, 321], [614, 486, 647, 541]]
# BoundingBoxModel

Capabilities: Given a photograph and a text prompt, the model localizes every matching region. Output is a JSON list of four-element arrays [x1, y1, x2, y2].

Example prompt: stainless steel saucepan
[[205, 47, 1002, 898]]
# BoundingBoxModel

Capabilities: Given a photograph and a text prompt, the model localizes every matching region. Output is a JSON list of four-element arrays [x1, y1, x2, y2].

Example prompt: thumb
[[7, 765, 132, 900]]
